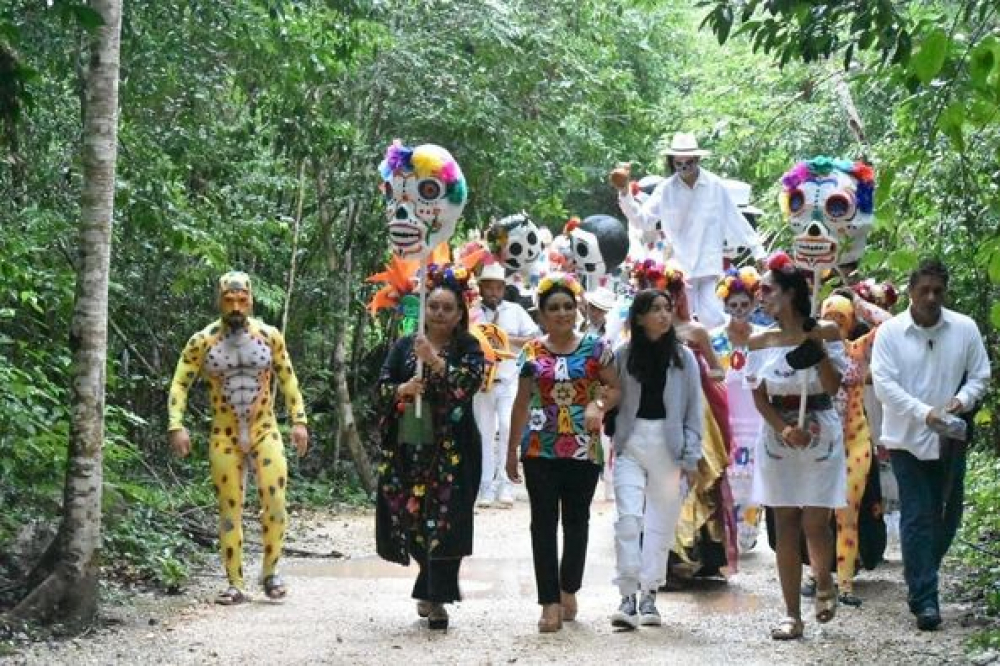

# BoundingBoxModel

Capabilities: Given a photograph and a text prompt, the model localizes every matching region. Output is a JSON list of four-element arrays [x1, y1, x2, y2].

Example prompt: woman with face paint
[[808, 291, 891, 607], [744, 252, 847, 640], [658, 264, 739, 584], [709, 267, 765, 554], [506, 274, 621, 633], [375, 266, 485, 631]]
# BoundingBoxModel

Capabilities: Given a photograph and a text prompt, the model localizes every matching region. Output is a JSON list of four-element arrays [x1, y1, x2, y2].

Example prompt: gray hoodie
[[612, 341, 704, 471]]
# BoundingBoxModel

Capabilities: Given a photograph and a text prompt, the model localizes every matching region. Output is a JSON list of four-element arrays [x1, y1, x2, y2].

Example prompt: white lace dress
[[743, 342, 848, 508]]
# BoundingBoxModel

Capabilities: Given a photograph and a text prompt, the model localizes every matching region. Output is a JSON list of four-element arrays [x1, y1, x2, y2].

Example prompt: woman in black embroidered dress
[[375, 271, 484, 631]]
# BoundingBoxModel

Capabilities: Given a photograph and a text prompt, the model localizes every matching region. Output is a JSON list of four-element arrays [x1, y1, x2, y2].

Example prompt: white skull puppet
[[486, 213, 542, 273], [627, 175, 666, 263], [722, 178, 764, 262], [564, 215, 630, 279], [378, 140, 468, 259], [779, 157, 875, 267]]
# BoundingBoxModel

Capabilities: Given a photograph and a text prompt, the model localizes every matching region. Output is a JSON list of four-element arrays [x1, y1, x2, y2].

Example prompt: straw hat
[[585, 287, 616, 312], [478, 262, 506, 283], [659, 132, 711, 157]]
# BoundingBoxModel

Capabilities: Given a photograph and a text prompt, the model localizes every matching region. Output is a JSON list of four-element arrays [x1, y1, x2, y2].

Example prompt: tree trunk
[[6, 0, 122, 629], [332, 320, 376, 494], [832, 67, 868, 151]]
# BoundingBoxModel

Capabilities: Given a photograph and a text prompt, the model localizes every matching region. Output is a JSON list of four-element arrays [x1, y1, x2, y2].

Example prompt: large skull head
[[566, 215, 629, 278], [378, 140, 467, 259], [487, 213, 542, 272], [779, 157, 875, 267]]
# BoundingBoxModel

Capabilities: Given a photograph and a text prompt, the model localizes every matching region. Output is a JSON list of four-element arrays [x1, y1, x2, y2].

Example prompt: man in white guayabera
[[615, 132, 765, 329], [473, 262, 540, 507], [871, 258, 990, 632]]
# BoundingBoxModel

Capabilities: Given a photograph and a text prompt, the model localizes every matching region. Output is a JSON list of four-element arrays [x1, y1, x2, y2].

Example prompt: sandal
[[263, 574, 287, 600], [815, 587, 838, 623], [770, 616, 804, 640], [216, 586, 248, 606], [839, 591, 863, 608], [800, 575, 817, 598]]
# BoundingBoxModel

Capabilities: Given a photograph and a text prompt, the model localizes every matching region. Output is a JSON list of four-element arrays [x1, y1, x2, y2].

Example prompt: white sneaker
[[476, 484, 495, 508], [496, 482, 514, 507]]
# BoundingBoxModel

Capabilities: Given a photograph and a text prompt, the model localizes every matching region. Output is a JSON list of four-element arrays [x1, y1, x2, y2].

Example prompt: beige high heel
[[538, 603, 563, 633], [560, 591, 578, 622]]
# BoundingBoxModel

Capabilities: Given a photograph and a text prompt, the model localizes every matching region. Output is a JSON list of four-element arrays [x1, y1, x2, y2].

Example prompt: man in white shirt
[[871, 258, 990, 631], [616, 132, 765, 329], [473, 263, 540, 507]]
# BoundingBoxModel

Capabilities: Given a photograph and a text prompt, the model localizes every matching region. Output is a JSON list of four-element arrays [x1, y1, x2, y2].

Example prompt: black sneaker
[[638, 592, 662, 626], [916, 607, 941, 631], [611, 594, 639, 630]]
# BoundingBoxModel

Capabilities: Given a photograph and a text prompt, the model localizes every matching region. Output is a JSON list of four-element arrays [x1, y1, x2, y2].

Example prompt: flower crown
[[631, 258, 667, 290], [853, 278, 898, 308], [661, 261, 687, 294], [766, 250, 798, 275], [537, 273, 583, 299], [425, 263, 477, 303], [716, 266, 761, 301], [780, 156, 875, 215]]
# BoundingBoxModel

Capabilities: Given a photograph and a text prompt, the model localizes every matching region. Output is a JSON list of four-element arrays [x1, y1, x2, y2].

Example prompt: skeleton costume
[[168, 272, 307, 597]]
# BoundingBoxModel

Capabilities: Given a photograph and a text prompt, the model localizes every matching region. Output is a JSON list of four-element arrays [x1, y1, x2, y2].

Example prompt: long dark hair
[[537, 283, 578, 311], [772, 268, 812, 320], [626, 289, 683, 383]]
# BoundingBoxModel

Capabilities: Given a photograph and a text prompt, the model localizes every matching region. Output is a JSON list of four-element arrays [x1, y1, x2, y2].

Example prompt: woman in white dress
[[745, 251, 846, 640]]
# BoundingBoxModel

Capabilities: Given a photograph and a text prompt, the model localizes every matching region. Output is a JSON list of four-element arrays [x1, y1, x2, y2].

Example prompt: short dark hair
[[908, 258, 949, 289]]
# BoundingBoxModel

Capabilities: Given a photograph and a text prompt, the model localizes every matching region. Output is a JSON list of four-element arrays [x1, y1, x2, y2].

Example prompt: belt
[[769, 394, 832, 411]]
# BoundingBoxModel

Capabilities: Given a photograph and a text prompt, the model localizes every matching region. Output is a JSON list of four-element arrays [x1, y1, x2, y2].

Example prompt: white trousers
[[473, 384, 516, 490], [686, 276, 725, 330], [613, 419, 684, 595]]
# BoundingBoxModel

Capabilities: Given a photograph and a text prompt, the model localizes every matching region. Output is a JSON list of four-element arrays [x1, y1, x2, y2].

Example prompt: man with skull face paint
[[616, 133, 766, 330], [168, 272, 308, 604]]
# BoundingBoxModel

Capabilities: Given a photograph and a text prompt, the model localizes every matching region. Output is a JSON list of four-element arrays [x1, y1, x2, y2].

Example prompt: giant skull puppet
[[779, 157, 875, 268], [565, 214, 630, 279], [486, 213, 543, 273], [378, 140, 468, 259]]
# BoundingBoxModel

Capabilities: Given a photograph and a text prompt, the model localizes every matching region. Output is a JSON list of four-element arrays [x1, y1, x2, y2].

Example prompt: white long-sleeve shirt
[[871, 307, 991, 460], [618, 167, 765, 278]]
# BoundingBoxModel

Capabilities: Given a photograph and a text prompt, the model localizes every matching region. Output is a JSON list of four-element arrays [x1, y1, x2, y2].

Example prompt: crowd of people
[[166, 133, 991, 640]]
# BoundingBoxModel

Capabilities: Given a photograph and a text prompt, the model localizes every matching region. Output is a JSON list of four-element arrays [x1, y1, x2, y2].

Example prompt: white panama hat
[[660, 132, 711, 157], [478, 262, 506, 283], [584, 287, 616, 312]]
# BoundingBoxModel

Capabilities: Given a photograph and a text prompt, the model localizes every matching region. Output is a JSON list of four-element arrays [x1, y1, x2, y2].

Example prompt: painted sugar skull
[[779, 157, 875, 266], [487, 213, 542, 272], [566, 214, 630, 278], [378, 140, 468, 259]]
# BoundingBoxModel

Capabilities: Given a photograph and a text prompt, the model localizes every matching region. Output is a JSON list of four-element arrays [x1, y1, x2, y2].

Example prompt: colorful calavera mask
[[779, 157, 875, 267], [486, 213, 542, 273], [565, 215, 629, 278], [378, 140, 468, 259]]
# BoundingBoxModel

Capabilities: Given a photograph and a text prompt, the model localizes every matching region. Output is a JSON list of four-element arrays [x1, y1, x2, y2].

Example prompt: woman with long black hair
[[609, 289, 703, 630], [745, 251, 846, 640]]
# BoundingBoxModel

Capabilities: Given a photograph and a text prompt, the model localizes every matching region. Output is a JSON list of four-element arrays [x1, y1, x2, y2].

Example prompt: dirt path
[[11, 498, 981, 665]]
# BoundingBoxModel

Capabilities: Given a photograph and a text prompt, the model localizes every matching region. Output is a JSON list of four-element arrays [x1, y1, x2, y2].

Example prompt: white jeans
[[473, 384, 516, 491], [686, 276, 725, 330], [613, 419, 684, 595]]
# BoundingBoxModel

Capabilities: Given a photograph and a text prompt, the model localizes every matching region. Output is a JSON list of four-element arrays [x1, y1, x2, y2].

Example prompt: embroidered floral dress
[[516, 333, 612, 465], [375, 333, 484, 565]]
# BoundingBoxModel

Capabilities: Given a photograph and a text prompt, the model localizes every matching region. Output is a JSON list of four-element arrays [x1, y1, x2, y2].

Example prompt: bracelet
[[780, 425, 794, 441]]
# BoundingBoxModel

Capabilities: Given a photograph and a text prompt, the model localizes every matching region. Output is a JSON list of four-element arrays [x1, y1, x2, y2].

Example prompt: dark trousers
[[889, 448, 967, 614], [523, 457, 601, 605], [410, 545, 462, 603]]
